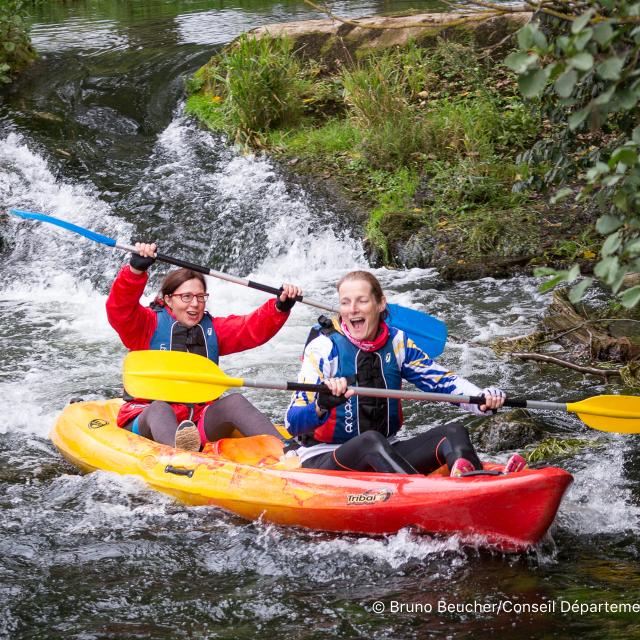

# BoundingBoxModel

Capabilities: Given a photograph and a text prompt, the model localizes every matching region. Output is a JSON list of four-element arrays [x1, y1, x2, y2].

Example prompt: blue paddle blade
[[9, 209, 117, 247], [386, 303, 447, 358]]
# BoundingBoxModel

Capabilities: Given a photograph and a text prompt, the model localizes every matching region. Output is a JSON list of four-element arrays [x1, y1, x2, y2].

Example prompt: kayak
[[51, 399, 573, 551]]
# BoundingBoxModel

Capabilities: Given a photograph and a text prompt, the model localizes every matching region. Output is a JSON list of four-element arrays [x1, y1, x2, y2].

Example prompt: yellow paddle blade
[[123, 350, 244, 403], [568, 395, 640, 434]]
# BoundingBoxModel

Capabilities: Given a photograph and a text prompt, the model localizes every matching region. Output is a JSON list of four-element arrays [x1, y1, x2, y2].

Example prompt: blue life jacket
[[149, 305, 219, 363], [313, 328, 402, 444]]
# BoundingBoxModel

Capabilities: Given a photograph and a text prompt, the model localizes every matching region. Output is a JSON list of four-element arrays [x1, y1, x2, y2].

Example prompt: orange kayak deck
[[51, 399, 573, 551]]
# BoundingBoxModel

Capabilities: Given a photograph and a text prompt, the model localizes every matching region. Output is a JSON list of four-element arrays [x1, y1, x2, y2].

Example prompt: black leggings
[[127, 394, 282, 447], [301, 422, 481, 475]]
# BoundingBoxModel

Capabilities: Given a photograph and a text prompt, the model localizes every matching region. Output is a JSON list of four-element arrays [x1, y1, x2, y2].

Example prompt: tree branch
[[538, 317, 640, 346], [512, 352, 621, 379]]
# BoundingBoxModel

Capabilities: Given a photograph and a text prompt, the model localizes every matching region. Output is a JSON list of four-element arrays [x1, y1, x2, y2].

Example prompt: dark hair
[[336, 270, 389, 319], [160, 269, 207, 298]]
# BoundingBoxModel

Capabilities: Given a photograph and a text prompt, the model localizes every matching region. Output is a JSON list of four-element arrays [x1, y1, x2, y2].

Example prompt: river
[[1, 1, 639, 638]]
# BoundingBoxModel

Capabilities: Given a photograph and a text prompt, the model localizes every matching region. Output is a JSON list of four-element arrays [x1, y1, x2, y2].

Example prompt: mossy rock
[[469, 408, 546, 454]]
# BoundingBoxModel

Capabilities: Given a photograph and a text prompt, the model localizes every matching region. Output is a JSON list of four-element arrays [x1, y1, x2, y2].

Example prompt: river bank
[[186, 11, 602, 281]]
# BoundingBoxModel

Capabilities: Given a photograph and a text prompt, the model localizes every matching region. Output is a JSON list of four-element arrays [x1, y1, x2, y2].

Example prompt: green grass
[[185, 93, 226, 131], [191, 34, 311, 146], [525, 437, 603, 464], [365, 167, 421, 262], [187, 36, 544, 265], [267, 118, 361, 157]]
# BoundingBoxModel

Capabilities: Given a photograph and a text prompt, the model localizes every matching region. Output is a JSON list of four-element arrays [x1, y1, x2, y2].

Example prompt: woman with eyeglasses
[[106, 242, 301, 451]]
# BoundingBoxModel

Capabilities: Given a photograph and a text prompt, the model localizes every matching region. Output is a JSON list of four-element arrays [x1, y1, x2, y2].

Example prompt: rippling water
[[1, 2, 640, 638]]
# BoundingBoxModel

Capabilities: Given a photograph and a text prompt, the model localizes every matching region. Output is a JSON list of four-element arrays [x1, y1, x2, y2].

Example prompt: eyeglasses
[[169, 293, 209, 304]]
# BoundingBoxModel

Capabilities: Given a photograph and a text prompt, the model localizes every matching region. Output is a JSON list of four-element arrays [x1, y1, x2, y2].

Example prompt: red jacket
[[106, 265, 290, 427]]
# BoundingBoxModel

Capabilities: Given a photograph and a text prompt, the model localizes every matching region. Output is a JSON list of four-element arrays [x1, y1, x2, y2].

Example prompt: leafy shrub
[[341, 50, 423, 168], [0, 0, 36, 83], [211, 34, 311, 145], [504, 3, 640, 306]]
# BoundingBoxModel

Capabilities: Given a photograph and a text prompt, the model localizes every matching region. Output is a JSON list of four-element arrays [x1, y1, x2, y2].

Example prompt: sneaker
[[450, 458, 475, 477], [175, 420, 201, 452], [504, 453, 527, 474]]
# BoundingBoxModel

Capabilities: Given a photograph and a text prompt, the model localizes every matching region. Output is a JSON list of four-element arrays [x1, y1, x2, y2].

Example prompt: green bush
[[0, 0, 36, 83], [423, 98, 500, 160], [339, 41, 540, 170], [428, 157, 520, 207], [341, 49, 424, 168], [504, 5, 640, 306], [211, 34, 311, 145]]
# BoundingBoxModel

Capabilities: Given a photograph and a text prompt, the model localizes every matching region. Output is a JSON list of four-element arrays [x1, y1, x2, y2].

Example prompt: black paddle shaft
[[155, 252, 304, 302]]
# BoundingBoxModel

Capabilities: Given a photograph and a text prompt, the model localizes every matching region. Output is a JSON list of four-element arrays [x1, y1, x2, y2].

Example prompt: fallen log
[[511, 352, 622, 381]]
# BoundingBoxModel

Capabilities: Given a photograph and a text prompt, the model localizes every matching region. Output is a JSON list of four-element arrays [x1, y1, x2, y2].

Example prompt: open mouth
[[349, 317, 365, 331]]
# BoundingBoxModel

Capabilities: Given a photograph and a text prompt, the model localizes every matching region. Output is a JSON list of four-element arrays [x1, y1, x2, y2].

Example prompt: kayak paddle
[[123, 350, 640, 434], [8, 209, 447, 357]]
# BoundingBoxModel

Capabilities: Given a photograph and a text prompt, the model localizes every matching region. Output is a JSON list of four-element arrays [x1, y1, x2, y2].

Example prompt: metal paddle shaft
[[9, 209, 447, 356], [246, 378, 486, 404], [122, 351, 640, 435]]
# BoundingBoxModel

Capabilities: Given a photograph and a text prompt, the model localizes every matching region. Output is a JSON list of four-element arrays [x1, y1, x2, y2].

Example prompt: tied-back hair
[[160, 269, 207, 298], [337, 270, 389, 320]]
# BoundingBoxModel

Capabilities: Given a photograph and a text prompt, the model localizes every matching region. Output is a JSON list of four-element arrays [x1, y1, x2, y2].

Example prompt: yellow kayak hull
[[51, 399, 573, 550]]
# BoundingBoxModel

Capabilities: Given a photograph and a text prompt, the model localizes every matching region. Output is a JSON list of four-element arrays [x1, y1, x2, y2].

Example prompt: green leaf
[[551, 187, 574, 203], [625, 238, 640, 255], [539, 273, 567, 293], [601, 174, 623, 187], [569, 104, 588, 124], [505, 51, 538, 74], [532, 27, 549, 50], [4, 42, 15, 53], [517, 24, 535, 49], [554, 69, 578, 98], [596, 214, 623, 234], [567, 264, 581, 281], [614, 189, 631, 212], [601, 230, 622, 256], [616, 89, 638, 111], [557, 36, 571, 53], [545, 61, 563, 80], [621, 285, 640, 308], [593, 85, 616, 105], [633, 126, 640, 145], [518, 68, 548, 98], [586, 162, 610, 181], [571, 9, 595, 34], [569, 278, 593, 303], [612, 270, 627, 294], [594, 255, 619, 281], [574, 28, 594, 51], [593, 22, 615, 46], [533, 267, 558, 277], [597, 57, 624, 81], [568, 52, 594, 71], [611, 147, 638, 166]]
